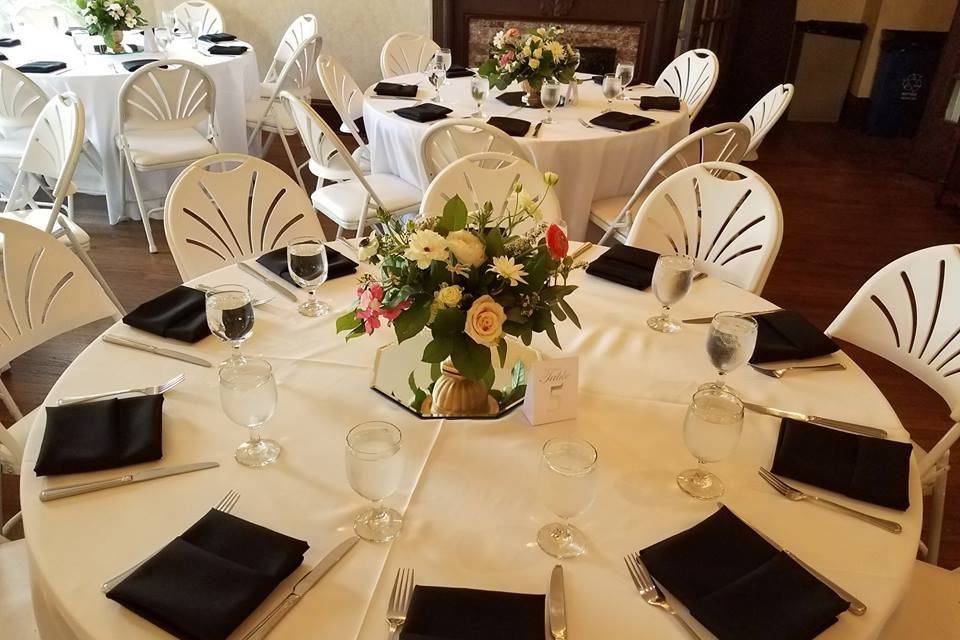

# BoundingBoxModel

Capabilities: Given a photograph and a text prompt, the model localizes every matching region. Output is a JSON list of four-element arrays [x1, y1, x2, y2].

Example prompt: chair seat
[[0, 539, 39, 639], [259, 81, 310, 100], [0, 407, 41, 473], [589, 195, 630, 229], [245, 98, 296, 135], [311, 174, 421, 229], [120, 128, 217, 169], [307, 147, 370, 182], [878, 561, 960, 639], [0, 210, 90, 252]]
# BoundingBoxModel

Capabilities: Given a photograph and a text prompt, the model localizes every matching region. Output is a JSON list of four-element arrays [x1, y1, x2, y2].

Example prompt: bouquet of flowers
[[478, 25, 579, 92], [76, 0, 146, 52]]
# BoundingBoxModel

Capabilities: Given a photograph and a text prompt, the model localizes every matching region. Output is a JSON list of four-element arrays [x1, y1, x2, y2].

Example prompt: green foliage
[[450, 334, 492, 381]]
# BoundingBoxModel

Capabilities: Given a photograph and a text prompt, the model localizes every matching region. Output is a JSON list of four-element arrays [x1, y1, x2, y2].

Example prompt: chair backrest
[[13, 4, 81, 32], [163, 153, 327, 280], [655, 49, 719, 121], [740, 83, 794, 157], [626, 161, 782, 294], [173, 0, 223, 36], [263, 14, 320, 96], [0, 62, 46, 133], [380, 32, 440, 78], [419, 119, 536, 182], [117, 59, 216, 133], [420, 152, 561, 227], [316, 54, 365, 148]]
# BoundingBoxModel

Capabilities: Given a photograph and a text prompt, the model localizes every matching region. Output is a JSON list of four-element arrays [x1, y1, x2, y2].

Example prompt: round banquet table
[[363, 74, 691, 241], [1, 32, 260, 224], [20, 245, 921, 640]]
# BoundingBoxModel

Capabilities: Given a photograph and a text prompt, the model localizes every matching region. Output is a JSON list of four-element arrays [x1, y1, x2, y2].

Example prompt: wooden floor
[[3, 122, 960, 568]]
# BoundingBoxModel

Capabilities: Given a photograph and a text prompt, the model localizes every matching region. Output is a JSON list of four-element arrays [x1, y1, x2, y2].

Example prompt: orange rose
[[465, 295, 506, 347]]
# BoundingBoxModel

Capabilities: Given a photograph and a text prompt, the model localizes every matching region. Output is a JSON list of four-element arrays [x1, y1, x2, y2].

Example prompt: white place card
[[522, 357, 578, 425]]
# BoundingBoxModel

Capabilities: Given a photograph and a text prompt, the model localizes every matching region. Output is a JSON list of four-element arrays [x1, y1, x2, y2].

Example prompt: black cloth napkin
[[750, 310, 840, 364], [17, 61, 66, 74], [255, 245, 357, 285], [393, 103, 452, 123], [585, 244, 659, 290], [638, 95, 681, 111], [494, 91, 564, 109], [590, 111, 655, 131], [198, 32, 237, 43], [445, 65, 475, 78], [486, 116, 531, 137], [0, 54, 6, 61], [640, 506, 848, 640], [0, 38, 21, 47], [123, 286, 210, 343], [122, 59, 159, 72], [400, 586, 545, 640], [374, 82, 419, 98], [772, 418, 912, 510], [34, 395, 164, 476], [206, 44, 248, 56], [107, 509, 309, 640]]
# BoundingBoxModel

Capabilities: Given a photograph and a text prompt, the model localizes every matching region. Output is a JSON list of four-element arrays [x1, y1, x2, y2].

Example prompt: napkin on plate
[[107, 509, 309, 640], [445, 65, 475, 78], [639, 506, 848, 640], [771, 418, 912, 510], [637, 95, 681, 111], [374, 82, 419, 98], [206, 44, 248, 56], [392, 103, 452, 123], [122, 59, 159, 72], [749, 310, 840, 364], [400, 586, 545, 640], [255, 245, 357, 285], [16, 61, 66, 74], [589, 111, 655, 131], [123, 286, 210, 343], [198, 33, 237, 43], [486, 116, 531, 137], [585, 244, 659, 290], [33, 395, 164, 476], [0, 38, 21, 47]]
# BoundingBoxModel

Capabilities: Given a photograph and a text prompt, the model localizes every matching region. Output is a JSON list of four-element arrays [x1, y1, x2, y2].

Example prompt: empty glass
[[677, 388, 743, 499], [704, 312, 759, 393], [220, 358, 280, 467], [471, 75, 490, 119], [161, 10, 176, 32], [540, 79, 562, 124], [427, 58, 446, 103], [287, 236, 330, 317], [346, 421, 404, 542], [615, 62, 635, 98], [205, 284, 254, 363], [70, 31, 86, 64], [154, 27, 172, 53], [186, 19, 201, 49], [538, 438, 598, 559], [647, 255, 695, 333], [601, 74, 622, 113]]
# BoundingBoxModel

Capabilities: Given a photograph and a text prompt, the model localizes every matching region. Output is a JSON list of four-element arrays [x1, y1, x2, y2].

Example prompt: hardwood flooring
[[3, 122, 960, 569]]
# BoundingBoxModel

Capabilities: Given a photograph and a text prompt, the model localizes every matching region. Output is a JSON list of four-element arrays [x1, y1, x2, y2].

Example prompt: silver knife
[[242, 537, 359, 640], [238, 262, 299, 302], [40, 462, 219, 502], [548, 564, 567, 640], [743, 402, 888, 439], [682, 309, 780, 324], [102, 335, 213, 368], [532, 121, 543, 137]]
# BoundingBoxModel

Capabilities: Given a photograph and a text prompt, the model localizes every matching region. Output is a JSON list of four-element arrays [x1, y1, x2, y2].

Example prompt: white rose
[[445, 230, 486, 267], [357, 237, 379, 262], [434, 284, 463, 308]]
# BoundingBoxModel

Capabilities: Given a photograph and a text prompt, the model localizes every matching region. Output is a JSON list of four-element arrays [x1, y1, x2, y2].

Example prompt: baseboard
[[840, 94, 870, 129]]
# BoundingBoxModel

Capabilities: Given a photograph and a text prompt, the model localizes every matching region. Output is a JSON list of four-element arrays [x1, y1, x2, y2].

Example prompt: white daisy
[[489, 255, 528, 286], [404, 229, 448, 269]]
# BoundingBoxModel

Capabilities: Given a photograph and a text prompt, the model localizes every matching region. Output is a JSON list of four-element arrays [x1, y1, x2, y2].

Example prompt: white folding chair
[[380, 32, 440, 78], [420, 119, 536, 183], [626, 161, 783, 294], [280, 90, 362, 187], [163, 152, 329, 281], [172, 0, 224, 36], [877, 560, 960, 638], [0, 63, 45, 164], [421, 152, 562, 230], [740, 83, 795, 161], [116, 60, 221, 253], [592, 122, 751, 245], [826, 244, 960, 565], [655, 48, 719, 121], [12, 3, 81, 32], [316, 55, 370, 172], [257, 14, 319, 100]]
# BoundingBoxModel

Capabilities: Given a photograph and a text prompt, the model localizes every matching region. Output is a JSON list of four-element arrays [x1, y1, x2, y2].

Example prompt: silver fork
[[387, 567, 415, 639], [58, 373, 185, 406], [194, 283, 274, 307], [750, 363, 846, 379], [758, 468, 902, 533], [624, 553, 702, 639], [578, 117, 623, 133], [100, 490, 240, 592]]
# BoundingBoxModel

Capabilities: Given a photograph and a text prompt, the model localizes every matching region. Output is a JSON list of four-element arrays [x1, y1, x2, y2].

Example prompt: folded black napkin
[[122, 59, 159, 72], [486, 116, 531, 137], [393, 103, 452, 123], [494, 91, 564, 109], [374, 82, 419, 98], [206, 44, 248, 55], [400, 586, 545, 640], [0, 38, 21, 47], [107, 509, 309, 640], [123, 286, 210, 343], [255, 245, 357, 285], [772, 418, 912, 510], [0, 54, 6, 61], [591, 74, 604, 84], [198, 32, 237, 43], [750, 310, 840, 364], [585, 244, 659, 290], [445, 65, 475, 78], [34, 395, 164, 476], [640, 506, 848, 640], [637, 95, 681, 111], [590, 111, 655, 131], [17, 61, 66, 74]]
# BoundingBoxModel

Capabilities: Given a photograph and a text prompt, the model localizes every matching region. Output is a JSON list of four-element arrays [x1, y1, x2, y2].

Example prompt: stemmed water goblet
[[205, 284, 254, 364], [187, 19, 201, 50], [427, 57, 446, 103], [438, 47, 452, 83], [676, 388, 744, 500], [537, 438, 598, 559], [540, 79, 561, 125], [601, 74, 622, 113], [161, 9, 176, 33], [703, 311, 759, 394], [471, 75, 490, 119], [70, 30, 86, 65], [346, 421, 404, 542], [220, 357, 280, 467], [154, 27, 172, 54], [647, 254, 695, 333], [287, 236, 330, 317], [615, 62, 635, 98]]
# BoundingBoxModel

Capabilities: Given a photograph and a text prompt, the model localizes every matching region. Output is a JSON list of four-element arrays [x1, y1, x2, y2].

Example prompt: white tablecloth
[[363, 74, 691, 240], [20, 246, 921, 640], [2, 33, 259, 224]]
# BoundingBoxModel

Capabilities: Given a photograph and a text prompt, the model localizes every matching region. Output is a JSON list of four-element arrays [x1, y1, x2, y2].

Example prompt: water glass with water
[[647, 254, 695, 333], [538, 438, 598, 559], [346, 421, 404, 542], [438, 47, 452, 80], [601, 74, 622, 113], [220, 357, 280, 467], [540, 79, 562, 124], [471, 75, 490, 119], [677, 388, 743, 499], [287, 236, 330, 317], [615, 62, 635, 98], [205, 284, 254, 363], [705, 312, 759, 393], [428, 58, 446, 102]]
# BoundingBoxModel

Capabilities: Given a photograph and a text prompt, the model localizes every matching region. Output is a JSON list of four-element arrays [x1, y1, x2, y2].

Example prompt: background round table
[[21, 246, 920, 640], [363, 74, 691, 241], [1, 33, 259, 224]]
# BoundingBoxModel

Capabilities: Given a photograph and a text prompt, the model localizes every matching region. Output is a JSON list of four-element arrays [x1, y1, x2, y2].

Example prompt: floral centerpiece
[[477, 25, 579, 107], [337, 172, 584, 416], [76, 0, 146, 53]]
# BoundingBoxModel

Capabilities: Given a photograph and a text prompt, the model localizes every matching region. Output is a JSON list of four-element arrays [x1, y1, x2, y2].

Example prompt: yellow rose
[[522, 46, 531, 57], [465, 295, 506, 347], [446, 230, 486, 267], [529, 58, 540, 70], [533, 48, 543, 59], [435, 284, 463, 308]]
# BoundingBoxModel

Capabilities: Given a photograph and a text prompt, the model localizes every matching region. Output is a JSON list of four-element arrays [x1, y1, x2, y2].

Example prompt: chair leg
[[279, 133, 306, 191], [0, 378, 22, 422], [261, 132, 276, 158], [57, 215, 125, 314], [66, 194, 75, 220], [927, 453, 949, 565], [122, 150, 158, 254]]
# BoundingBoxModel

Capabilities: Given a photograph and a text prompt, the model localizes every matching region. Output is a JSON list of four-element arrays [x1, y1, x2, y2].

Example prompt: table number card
[[522, 357, 578, 425]]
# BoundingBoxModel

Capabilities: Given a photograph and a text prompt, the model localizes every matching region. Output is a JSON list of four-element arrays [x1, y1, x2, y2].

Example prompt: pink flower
[[504, 28, 520, 38], [354, 283, 410, 334], [499, 50, 515, 68], [380, 300, 411, 322]]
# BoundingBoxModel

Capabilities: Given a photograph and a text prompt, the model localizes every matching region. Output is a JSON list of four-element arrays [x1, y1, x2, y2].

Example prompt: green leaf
[[409, 387, 428, 412], [526, 251, 549, 290], [345, 324, 367, 341], [450, 335, 493, 381], [440, 195, 468, 232], [431, 308, 466, 336], [521, 330, 532, 346], [544, 322, 562, 349], [558, 298, 581, 329], [393, 296, 431, 343], [485, 227, 505, 258], [482, 364, 496, 390], [336, 310, 361, 334], [501, 383, 526, 407], [497, 339, 508, 367], [408, 371, 420, 395], [430, 362, 442, 382], [422, 336, 453, 363], [551, 304, 566, 322], [511, 360, 526, 389]]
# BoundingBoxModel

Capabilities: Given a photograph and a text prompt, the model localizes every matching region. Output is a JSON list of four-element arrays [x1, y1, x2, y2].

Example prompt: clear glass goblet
[[540, 79, 562, 124], [537, 438, 598, 559], [615, 62, 635, 98], [647, 254, 695, 333], [287, 236, 330, 317], [601, 74, 622, 113], [703, 312, 759, 394], [220, 357, 280, 468], [438, 47, 452, 83], [677, 388, 743, 499], [346, 421, 404, 543], [471, 75, 490, 119], [205, 284, 254, 364], [427, 58, 446, 103]]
